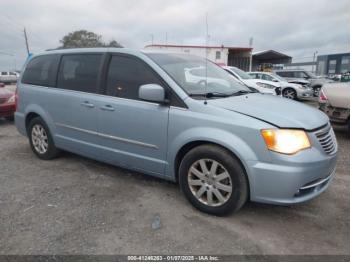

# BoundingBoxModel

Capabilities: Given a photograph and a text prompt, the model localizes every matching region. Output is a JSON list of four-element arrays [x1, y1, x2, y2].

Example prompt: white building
[[144, 44, 252, 71]]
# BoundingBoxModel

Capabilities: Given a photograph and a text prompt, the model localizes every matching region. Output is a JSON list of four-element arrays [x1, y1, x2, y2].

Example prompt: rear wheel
[[282, 88, 297, 100], [28, 117, 60, 160], [179, 145, 248, 216]]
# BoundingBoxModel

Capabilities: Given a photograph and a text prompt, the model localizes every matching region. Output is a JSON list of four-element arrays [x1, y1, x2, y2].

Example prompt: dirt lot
[[0, 105, 349, 255]]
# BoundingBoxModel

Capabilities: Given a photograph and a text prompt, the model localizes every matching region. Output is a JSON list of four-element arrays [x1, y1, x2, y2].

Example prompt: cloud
[[0, 0, 349, 70]]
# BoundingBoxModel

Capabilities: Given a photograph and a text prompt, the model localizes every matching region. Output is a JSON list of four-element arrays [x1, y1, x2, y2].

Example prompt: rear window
[[57, 54, 102, 93], [22, 55, 60, 87]]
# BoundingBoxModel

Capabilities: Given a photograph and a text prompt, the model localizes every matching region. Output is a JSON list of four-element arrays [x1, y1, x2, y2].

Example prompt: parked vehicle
[[0, 71, 19, 84], [249, 72, 314, 100], [15, 49, 337, 215], [223, 66, 280, 95], [274, 69, 334, 97], [0, 85, 16, 120], [319, 82, 350, 133]]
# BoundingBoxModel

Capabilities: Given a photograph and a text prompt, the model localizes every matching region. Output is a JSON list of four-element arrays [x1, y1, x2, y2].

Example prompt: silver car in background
[[15, 48, 337, 215], [249, 71, 314, 100]]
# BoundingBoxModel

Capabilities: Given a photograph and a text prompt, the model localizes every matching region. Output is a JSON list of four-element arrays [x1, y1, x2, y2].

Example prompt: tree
[[58, 30, 123, 49]]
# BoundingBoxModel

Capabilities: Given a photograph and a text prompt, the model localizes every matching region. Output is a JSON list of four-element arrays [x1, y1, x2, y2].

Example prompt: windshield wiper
[[230, 90, 256, 96], [189, 92, 232, 98]]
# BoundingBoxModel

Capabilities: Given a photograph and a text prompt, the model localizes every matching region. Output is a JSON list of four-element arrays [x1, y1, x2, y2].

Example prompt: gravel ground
[[0, 102, 349, 255]]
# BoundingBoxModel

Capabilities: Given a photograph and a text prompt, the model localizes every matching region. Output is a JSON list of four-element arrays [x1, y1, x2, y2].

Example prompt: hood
[[248, 79, 280, 87], [323, 83, 350, 108], [281, 82, 302, 89], [209, 93, 328, 130]]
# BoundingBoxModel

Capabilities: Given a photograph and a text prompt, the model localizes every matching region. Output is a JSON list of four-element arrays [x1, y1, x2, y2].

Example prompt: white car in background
[[249, 72, 314, 100], [223, 66, 280, 95]]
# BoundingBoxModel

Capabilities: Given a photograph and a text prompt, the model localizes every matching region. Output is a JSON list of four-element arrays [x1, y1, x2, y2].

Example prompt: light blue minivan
[[15, 48, 338, 215]]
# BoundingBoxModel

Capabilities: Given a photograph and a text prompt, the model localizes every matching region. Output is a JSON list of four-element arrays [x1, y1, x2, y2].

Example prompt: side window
[[262, 74, 273, 81], [276, 71, 293, 78], [57, 54, 102, 93], [22, 55, 59, 87], [106, 55, 162, 100]]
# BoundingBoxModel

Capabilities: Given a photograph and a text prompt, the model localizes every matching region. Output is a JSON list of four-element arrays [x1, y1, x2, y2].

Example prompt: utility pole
[[312, 51, 318, 74], [249, 37, 253, 72], [23, 28, 30, 55]]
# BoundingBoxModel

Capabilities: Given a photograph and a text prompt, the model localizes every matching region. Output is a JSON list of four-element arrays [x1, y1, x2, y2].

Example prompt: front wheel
[[282, 88, 297, 100], [179, 145, 249, 216], [28, 117, 60, 160]]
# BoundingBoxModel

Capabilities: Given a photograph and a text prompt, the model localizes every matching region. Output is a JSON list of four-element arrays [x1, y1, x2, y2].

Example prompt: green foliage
[[59, 30, 123, 49]]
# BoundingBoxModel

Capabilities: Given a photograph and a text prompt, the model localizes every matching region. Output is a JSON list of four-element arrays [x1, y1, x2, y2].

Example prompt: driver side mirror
[[139, 84, 168, 104]]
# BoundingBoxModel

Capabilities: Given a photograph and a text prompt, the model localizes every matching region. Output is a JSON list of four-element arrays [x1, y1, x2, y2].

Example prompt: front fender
[[166, 127, 258, 179]]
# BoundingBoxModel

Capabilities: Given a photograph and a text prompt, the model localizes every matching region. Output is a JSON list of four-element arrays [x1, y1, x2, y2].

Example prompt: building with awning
[[252, 50, 292, 71], [144, 44, 253, 71]]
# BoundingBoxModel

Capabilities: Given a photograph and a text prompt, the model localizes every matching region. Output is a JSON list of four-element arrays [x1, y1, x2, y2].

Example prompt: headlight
[[7, 95, 15, 103], [256, 82, 275, 89], [261, 129, 311, 155]]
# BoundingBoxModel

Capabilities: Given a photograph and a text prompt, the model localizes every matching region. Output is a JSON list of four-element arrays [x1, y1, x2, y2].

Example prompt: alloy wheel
[[283, 89, 296, 99], [187, 159, 233, 207], [31, 124, 49, 154]]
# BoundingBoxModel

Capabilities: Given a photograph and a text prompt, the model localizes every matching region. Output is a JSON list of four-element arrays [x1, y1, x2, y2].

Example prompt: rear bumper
[[246, 148, 337, 205], [0, 103, 15, 117], [14, 112, 27, 136]]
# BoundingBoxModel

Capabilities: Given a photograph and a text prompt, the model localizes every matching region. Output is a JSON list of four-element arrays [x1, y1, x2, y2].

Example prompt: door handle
[[100, 105, 115, 111], [81, 101, 95, 108]]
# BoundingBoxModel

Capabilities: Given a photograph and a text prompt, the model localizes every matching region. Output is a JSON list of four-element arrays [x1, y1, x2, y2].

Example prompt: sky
[[0, 0, 349, 70]]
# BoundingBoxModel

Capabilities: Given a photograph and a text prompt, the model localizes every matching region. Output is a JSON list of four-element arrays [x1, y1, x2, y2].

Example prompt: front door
[[97, 54, 169, 175]]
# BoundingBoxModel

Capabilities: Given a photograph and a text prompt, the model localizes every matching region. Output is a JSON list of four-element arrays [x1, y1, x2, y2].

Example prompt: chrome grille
[[315, 124, 337, 155]]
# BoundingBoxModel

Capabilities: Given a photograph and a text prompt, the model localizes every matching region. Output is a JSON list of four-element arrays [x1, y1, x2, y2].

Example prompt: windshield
[[146, 53, 250, 96], [228, 67, 252, 80], [305, 71, 317, 78], [270, 73, 287, 82]]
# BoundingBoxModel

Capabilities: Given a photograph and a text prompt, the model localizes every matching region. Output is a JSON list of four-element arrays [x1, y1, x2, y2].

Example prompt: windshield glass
[[228, 67, 252, 79], [146, 53, 250, 96], [306, 71, 317, 78], [270, 73, 287, 82]]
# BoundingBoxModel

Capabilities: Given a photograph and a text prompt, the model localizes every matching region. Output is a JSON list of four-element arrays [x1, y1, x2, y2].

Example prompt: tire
[[179, 144, 249, 216], [27, 117, 60, 160], [313, 86, 321, 97], [282, 88, 297, 100]]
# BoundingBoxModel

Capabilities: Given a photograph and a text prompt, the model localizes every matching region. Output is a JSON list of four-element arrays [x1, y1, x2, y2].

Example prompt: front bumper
[[246, 124, 337, 205], [0, 103, 15, 118], [296, 88, 314, 99]]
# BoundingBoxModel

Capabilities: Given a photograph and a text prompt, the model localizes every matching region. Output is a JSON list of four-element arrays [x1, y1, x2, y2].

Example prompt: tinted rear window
[[57, 54, 102, 93], [22, 55, 59, 86]]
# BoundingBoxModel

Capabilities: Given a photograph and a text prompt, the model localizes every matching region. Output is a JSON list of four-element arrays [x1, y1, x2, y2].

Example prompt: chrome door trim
[[98, 132, 158, 149], [56, 123, 98, 135], [55, 123, 159, 149]]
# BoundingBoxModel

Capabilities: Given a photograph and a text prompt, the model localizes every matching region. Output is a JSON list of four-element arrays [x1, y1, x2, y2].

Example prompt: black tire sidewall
[[179, 145, 248, 216], [27, 117, 59, 160]]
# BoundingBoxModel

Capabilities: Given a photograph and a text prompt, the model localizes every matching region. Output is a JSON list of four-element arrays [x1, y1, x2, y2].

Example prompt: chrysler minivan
[[15, 48, 338, 215]]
